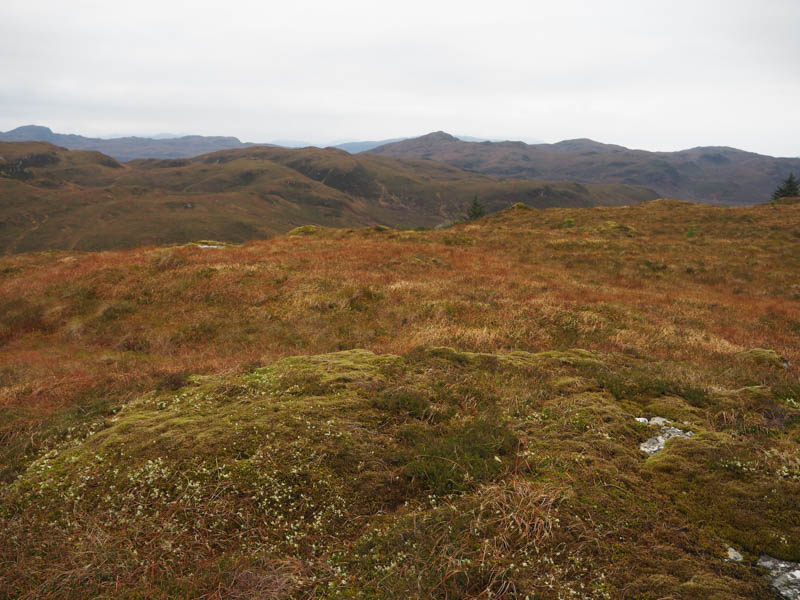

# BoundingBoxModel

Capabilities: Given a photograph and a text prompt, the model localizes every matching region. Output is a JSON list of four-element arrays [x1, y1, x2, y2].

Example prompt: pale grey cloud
[[1, 0, 798, 155]]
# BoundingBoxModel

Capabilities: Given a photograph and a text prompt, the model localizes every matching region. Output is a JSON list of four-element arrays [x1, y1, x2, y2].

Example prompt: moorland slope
[[0, 141, 656, 253], [1, 199, 798, 599], [369, 132, 800, 206]]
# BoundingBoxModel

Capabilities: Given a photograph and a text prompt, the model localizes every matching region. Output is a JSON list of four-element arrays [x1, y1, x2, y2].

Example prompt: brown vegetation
[[0, 199, 798, 598], [369, 131, 800, 206], [0, 141, 656, 254]]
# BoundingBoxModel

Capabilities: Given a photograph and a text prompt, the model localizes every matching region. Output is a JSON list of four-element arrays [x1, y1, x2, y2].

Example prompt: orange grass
[[1, 200, 798, 423]]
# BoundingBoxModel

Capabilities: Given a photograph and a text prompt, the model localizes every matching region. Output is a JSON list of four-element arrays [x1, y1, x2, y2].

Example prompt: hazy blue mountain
[[0, 125, 258, 161], [267, 139, 316, 148], [333, 138, 407, 153]]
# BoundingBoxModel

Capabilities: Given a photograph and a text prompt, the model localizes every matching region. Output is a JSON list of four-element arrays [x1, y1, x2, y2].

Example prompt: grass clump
[[0, 298, 46, 341], [403, 418, 517, 495], [373, 387, 434, 420], [593, 363, 710, 409], [97, 300, 136, 322], [149, 248, 189, 271]]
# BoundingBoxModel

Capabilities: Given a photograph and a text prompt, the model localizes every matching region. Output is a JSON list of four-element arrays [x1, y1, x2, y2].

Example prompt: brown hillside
[[0, 141, 657, 253], [368, 132, 800, 206]]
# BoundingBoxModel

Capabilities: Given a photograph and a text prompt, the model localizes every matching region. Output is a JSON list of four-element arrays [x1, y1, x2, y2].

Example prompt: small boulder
[[726, 547, 743, 562], [758, 555, 800, 599]]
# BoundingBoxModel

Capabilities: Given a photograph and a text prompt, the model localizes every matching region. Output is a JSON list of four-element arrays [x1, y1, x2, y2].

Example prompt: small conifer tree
[[772, 173, 800, 201], [466, 196, 486, 220]]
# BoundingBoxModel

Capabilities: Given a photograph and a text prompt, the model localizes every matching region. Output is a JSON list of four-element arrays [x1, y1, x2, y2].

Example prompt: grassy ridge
[[0, 141, 657, 253], [1, 200, 799, 598]]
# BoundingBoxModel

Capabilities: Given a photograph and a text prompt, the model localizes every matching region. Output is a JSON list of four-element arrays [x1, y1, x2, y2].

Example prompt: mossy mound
[[737, 348, 789, 370], [287, 224, 321, 236], [248, 348, 399, 391], [3, 348, 797, 599], [645, 432, 800, 559], [593, 220, 639, 237]]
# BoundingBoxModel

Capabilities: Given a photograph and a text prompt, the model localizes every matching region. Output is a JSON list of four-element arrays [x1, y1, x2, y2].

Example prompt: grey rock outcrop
[[758, 555, 800, 599], [636, 416, 694, 455]]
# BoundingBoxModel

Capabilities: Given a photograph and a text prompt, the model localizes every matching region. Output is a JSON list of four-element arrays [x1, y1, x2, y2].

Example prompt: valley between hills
[[4, 124, 799, 214], [0, 141, 655, 253]]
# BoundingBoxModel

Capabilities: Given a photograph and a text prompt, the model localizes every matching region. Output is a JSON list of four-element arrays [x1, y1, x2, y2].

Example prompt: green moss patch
[[2, 347, 796, 599], [287, 224, 321, 236], [737, 348, 789, 370]]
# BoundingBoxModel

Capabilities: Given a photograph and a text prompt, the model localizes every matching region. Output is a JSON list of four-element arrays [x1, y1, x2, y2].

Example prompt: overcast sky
[[1, 0, 799, 155]]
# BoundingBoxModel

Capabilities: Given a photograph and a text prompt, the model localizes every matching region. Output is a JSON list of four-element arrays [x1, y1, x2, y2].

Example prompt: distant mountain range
[[0, 125, 265, 162], [367, 132, 800, 205], [0, 126, 526, 160], [3, 125, 796, 204]]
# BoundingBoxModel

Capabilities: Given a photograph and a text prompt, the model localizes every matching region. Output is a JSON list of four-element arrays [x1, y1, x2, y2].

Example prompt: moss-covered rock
[[593, 220, 639, 237], [287, 224, 320, 236]]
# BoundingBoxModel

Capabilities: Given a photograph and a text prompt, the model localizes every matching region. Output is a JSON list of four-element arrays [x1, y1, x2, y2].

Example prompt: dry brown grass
[[0, 201, 797, 422]]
